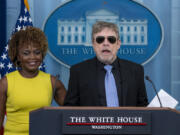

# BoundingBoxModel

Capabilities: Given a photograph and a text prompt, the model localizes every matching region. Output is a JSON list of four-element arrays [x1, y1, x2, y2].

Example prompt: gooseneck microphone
[[145, 76, 163, 108]]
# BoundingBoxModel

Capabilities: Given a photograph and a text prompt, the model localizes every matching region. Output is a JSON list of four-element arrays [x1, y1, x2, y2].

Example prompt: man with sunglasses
[[64, 21, 148, 107]]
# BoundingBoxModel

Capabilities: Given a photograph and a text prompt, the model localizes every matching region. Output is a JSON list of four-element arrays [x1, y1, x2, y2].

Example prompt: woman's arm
[[0, 77, 7, 131], [51, 76, 66, 106]]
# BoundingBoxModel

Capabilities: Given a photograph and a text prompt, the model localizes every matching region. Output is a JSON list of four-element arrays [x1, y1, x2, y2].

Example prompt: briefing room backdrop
[[3, 0, 180, 110]]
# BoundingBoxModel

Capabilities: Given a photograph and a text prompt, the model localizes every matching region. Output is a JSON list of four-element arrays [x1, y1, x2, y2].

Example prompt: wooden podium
[[30, 107, 180, 135]]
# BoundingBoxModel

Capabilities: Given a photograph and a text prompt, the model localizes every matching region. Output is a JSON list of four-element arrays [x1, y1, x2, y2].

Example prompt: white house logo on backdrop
[[43, 0, 163, 67], [57, 9, 147, 46]]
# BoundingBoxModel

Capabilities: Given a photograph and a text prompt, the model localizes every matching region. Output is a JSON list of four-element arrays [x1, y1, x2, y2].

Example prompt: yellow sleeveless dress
[[5, 70, 52, 135]]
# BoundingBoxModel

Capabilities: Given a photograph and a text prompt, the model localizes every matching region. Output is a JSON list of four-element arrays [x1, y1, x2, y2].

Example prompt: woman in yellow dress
[[0, 27, 66, 135]]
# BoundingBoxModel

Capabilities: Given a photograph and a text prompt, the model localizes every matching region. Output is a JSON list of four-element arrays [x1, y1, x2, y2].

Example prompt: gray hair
[[92, 21, 120, 42]]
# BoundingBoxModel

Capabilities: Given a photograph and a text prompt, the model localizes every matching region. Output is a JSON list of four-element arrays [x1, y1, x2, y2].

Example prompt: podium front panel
[[30, 107, 180, 135]]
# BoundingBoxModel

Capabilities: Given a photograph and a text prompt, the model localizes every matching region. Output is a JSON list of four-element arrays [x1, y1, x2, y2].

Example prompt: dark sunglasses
[[95, 36, 117, 44]]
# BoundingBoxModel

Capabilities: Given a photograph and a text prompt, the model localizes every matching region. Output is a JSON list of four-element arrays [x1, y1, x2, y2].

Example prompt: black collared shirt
[[96, 57, 122, 106]]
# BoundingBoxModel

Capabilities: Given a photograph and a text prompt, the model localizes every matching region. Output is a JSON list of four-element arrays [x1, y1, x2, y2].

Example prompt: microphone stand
[[145, 76, 163, 108]]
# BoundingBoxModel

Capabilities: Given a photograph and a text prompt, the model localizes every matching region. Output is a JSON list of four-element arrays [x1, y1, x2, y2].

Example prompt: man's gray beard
[[97, 55, 116, 65]]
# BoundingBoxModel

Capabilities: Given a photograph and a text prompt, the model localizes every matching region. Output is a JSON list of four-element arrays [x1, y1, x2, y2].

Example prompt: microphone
[[145, 76, 163, 107]]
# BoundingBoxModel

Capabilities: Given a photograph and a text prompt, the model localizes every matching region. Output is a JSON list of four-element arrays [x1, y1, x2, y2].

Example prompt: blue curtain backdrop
[[6, 0, 180, 110], [0, 0, 6, 56]]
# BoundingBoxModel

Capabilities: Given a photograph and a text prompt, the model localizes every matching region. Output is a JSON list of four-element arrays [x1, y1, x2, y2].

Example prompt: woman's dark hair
[[8, 26, 48, 67]]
